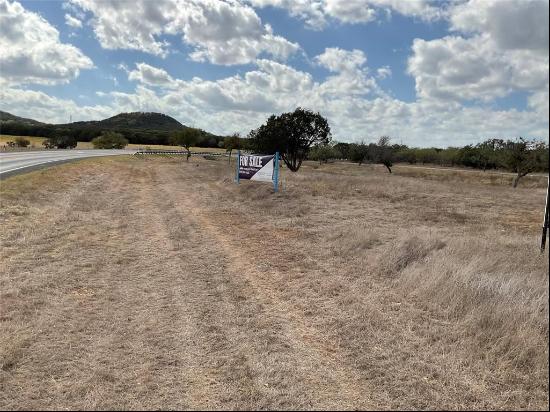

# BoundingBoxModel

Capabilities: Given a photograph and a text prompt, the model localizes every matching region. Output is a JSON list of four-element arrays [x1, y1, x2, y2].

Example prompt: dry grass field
[[0, 155, 548, 410]]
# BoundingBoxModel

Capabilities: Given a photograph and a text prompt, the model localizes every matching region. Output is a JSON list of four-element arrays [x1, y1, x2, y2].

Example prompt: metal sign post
[[273, 151, 279, 192], [235, 150, 240, 184], [541, 176, 549, 252]]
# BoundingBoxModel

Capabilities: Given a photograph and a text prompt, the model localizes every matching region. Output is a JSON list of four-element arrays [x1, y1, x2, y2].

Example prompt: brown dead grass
[[0, 155, 548, 410]]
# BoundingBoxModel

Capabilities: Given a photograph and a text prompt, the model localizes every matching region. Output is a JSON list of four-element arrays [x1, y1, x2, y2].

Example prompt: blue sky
[[1, 0, 548, 147]]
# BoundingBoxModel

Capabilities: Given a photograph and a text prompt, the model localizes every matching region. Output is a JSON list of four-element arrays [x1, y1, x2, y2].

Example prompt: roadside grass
[[1, 155, 547, 410]]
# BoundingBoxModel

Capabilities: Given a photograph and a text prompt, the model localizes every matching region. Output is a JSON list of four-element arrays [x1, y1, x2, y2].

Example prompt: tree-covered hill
[[58, 112, 185, 131], [0, 110, 44, 125], [0, 111, 225, 147]]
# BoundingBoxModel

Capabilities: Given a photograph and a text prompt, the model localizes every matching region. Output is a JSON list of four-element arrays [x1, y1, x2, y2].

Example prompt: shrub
[[14, 137, 30, 147], [42, 135, 77, 149], [91, 132, 129, 149]]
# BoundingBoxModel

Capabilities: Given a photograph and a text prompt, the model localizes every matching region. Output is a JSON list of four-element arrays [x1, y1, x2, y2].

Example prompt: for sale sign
[[238, 154, 275, 182]]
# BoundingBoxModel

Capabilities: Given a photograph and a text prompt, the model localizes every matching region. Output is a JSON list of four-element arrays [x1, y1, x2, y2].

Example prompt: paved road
[[0, 149, 136, 177]]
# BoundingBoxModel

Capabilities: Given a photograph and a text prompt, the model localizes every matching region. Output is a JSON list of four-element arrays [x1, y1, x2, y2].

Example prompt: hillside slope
[[0, 111, 224, 147]]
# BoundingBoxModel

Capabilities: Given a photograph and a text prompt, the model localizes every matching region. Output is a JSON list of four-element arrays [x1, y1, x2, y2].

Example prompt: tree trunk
[[513, 171, 528, 188], [186, 148, 191, 161]]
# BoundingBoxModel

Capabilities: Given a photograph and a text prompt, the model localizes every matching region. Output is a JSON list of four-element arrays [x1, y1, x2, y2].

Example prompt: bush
[[14, 136, 30, 147], [42, 135, 77, 149], [91, 132, 129, 149]]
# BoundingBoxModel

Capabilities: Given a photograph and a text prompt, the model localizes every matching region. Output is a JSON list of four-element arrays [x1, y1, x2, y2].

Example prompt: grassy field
[[0, 134, 224, 152], [0, 135, 46, 148], [0, 156, 548, 410]]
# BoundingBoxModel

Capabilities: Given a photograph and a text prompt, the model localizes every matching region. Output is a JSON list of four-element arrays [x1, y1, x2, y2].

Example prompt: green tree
[[348, 142, 369, 165], [223, 133, 241, 163], [309, 144, 341, 164], [250, 107, 331, 172], [395, 148, 417, 164], [42, 135, 77, 149], [170, 128, 203, 161], [91, 132, 129, 149], [333, 142, 351, 159], [502, 138, 548, 187], [375, 136, 394, 173]]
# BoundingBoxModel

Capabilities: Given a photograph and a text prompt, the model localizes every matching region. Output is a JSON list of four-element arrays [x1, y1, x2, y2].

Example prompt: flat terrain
[[0, 156, 548, 410], [0, 135, 224, 152]]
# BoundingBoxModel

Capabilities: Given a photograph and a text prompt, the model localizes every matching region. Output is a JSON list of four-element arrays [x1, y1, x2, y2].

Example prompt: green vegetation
[[0, 111, 224, 148], [42, 135, 77, 149], [222, 133, 242, 163], [14, 136, 31, 147], [91, 132, 129, 149], [249, 107, 331, 172], [171, 128, 204, 161], [327, 137, 548, 186], [308, 144, 341, 164]]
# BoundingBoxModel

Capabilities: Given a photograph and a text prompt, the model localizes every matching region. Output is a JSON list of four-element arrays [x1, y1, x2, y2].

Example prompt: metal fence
[[134, 149, 228, 156]]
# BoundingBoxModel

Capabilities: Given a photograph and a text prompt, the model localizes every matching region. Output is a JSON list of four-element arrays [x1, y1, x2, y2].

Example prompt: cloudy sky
[[0, 0, 548, 147]]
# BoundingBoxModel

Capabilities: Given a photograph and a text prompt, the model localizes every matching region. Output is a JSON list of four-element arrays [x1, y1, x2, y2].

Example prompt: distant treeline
[[308, 139, 549, 172], [0, 121, 225, 148]]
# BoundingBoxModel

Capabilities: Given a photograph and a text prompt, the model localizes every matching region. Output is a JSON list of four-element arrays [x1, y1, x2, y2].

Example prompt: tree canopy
[[250, 107, 331, 172], [91, 132, 128, 149], [170, 128, 204, 160]]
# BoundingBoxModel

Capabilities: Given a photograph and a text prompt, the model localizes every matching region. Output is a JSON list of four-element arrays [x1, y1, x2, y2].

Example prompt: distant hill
[[58, 112, 185, 132], [0, 110, 44, 125], [0, 111, 225, 147]]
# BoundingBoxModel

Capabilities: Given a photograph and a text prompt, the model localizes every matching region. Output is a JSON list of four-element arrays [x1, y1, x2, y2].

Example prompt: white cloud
[[0, 87, 112, 123], [316, 48, 367, 72], [450, 0, 549, 52], [104, 55, 547, 146], [0, 0, 93, 86], [64, 13, 82, 28], [3, 60, 548, 147], [376, 66, 391, 79], [0, 1, 546, 147], [408, 0, 549, 104], [366, 0, 442, 21], [128, 62, 175, 87], [323, 0, 376, 24], [248, 0, 444, 29], [70, 0, 299, 64]]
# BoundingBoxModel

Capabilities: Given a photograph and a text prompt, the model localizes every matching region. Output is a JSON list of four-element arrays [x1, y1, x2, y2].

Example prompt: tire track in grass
[[154, 164, 377, 410]]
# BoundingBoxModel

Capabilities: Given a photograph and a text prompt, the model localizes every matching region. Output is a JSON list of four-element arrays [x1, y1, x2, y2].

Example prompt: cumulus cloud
[[323, 0, 377, 24], [128, 62, 175, 87], [0, 87, 112, 123], [450, 0, 549, 52], [376, 66, 391, 79], [97, 55, 545, 146], [0, 0, 93, 86], [3, 60, 548, 147], [69, 0, 299, 64], [64, 13, 82, 28], [1, 0, 547, 148], [408, 0, 549, 104], [316, 48, 367, 72], [248, 0, 443, 29]]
